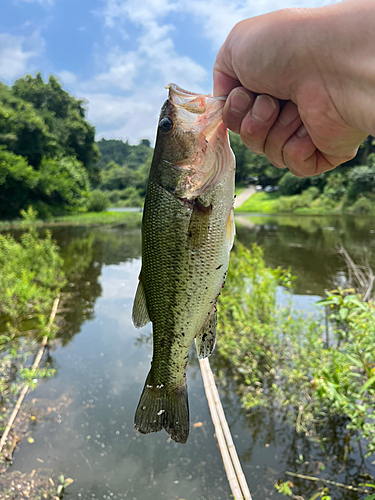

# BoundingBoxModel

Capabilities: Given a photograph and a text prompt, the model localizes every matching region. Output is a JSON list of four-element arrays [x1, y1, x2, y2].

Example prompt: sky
[[1, 0, 339, 144]]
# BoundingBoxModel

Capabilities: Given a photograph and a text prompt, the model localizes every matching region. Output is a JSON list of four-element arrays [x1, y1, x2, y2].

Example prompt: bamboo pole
[[199, 357, 252, 500], [285, 471, 369, 493], [0, 296, 60, 456]]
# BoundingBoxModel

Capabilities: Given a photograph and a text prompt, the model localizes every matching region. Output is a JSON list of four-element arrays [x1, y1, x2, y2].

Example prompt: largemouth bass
[[132, 83, 235, 444]]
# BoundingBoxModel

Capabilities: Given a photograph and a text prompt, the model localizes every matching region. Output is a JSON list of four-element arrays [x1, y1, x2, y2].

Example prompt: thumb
[[213, 40, 241, 97], [213, 68, 240, 98]]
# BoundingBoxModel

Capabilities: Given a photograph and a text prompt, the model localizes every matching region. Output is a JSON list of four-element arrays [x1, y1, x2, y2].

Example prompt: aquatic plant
[[217, 242, 375, 457]]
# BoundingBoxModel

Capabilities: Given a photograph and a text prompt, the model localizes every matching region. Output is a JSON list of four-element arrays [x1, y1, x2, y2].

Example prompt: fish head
[[152, 84, 233, 199]]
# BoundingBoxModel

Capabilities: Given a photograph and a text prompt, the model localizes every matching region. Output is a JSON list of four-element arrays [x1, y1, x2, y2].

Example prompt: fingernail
[[279, 106, 300, 126], [251, 95, 277, 123], [229, 91, 251, 113], [296, 125, 308, 138]]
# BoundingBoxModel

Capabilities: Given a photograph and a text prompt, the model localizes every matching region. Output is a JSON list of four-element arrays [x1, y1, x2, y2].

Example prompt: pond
[[4, 215, 375, 500]]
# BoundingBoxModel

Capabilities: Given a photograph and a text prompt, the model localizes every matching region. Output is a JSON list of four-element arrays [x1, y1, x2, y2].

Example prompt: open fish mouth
[[166, 83, 227, 144]]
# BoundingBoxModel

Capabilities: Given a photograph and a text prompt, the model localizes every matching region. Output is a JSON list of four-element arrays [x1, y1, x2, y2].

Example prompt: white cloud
[[57, 70, 77, 85], [103, 0, 177, 27], [75, 0, 339, 142], [81, 90, 162, 143], [0, 31, 45, 80], [75, 4, 208, 142], [93, 49, 141, 91]]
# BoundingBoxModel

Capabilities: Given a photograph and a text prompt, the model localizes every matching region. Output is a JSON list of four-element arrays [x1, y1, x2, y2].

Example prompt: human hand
[[213, 2, 371, 177]]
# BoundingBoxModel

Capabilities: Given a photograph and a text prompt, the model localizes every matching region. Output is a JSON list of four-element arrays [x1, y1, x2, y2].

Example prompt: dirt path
[[234, 185, 256, 209]]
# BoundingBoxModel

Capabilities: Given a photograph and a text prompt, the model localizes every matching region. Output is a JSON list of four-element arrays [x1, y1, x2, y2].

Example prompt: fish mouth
[[166, 83, 225, 139]]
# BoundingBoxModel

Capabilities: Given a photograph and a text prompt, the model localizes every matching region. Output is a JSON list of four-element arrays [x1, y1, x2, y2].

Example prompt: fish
[[132, 83, 235, 444]]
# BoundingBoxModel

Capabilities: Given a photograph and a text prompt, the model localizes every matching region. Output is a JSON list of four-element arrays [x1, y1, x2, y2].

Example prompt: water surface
[[6, 215, 375, 499]]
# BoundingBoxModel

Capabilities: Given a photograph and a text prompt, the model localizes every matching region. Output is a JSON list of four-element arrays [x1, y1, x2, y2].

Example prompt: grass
[[0, 210, 143, 230], [235, 191, 280, 213]]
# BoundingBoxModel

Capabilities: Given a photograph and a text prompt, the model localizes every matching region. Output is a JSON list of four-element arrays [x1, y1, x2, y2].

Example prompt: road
[[234, 185, 256, 209]]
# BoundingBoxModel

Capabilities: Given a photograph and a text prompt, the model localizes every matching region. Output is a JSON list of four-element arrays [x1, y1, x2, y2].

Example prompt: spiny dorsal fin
[[195, 304, 217, 359], [132, 277, 150, 328]]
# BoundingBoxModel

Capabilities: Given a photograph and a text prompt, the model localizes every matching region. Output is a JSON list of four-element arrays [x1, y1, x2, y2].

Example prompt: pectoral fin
[[188, 198, 212, 248], [195, 304, 217, 359], [132, 277, 150, 328]]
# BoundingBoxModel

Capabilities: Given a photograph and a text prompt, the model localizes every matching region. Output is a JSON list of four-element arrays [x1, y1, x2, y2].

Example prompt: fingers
[[264, 102, 302, 168], [223, 88, 280, 155], [222, 88, 360, 177], [282, 133, 355, 177]]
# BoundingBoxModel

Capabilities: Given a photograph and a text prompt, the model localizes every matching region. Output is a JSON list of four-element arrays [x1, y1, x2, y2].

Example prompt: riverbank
[[235, 191, 375, 215], [0, 210, 143, 230]]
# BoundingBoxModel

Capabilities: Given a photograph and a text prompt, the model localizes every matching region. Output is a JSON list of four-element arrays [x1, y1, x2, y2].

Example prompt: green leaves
[[217, 244, 375, 459], [0, 74, 99, 218]]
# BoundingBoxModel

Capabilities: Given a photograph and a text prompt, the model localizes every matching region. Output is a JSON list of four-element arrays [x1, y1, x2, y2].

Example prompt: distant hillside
[[96, 138, 152, 170], [96, 138, 153, 208]]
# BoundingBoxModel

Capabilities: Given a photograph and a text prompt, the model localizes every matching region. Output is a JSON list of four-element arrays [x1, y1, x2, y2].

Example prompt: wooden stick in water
[[199, 357, 252, 500], [0, 296, 60, 456]]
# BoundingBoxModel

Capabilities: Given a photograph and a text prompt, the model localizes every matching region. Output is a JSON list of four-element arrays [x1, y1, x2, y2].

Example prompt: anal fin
[[227, 208, 235, 251], [132, 277, 150, 328], [195, 304, 217, 359]]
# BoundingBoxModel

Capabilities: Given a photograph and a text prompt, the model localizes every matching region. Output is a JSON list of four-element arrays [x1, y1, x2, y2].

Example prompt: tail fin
[[134, 370, 189, 444]]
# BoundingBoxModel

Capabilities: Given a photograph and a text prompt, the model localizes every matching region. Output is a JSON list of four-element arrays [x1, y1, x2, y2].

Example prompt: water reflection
[[236, 214, 375, 295], [3, 218, 374, 500]]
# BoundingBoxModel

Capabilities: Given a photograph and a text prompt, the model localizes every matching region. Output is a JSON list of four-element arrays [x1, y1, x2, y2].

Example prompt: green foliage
[[347, 155, 375, 201], [323, 173, 346, 201], [12, 74, 100, 178], [229, 131, 284, 185], [275, 187, 320, 213], [95, 140, 152, 206], [218, 243, 375, 456], [346, 195, 375, 215], [96, 138, 151, 171], [0, 208, 65, 327], [0, 74, 99, 218], [0, 146, 90, 218], [0, 208, 66, 435], [87, 189, 110, 212], [279, 171, 311, 196], [231, 137, 375, 214]]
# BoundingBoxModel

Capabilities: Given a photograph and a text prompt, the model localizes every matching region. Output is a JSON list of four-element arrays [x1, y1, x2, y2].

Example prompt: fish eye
[[159, 117, 174, 134]]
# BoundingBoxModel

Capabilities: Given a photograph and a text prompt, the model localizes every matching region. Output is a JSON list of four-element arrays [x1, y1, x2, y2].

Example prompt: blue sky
[[1, 0, 338, 144]]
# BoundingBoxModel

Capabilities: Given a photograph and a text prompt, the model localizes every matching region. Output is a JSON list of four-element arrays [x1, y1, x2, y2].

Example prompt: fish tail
[[134, 370, 189, 444]]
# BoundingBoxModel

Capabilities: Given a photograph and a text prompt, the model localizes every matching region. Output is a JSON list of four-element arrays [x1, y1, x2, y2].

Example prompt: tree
[[12, 74, 100, 182], [0, 74, 98, 218]]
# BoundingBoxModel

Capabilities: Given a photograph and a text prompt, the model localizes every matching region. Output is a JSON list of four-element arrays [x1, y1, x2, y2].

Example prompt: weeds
[[217, 243, 375, 497]]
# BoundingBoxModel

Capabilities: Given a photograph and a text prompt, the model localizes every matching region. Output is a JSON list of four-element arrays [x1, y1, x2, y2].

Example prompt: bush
[[87, 190, 110, 212], [217, 243, 375, 456], [278, 171, 311, 196], [347, 162, 375, 201], [323, 172, 346, 201], [116, 186, 143, 207], [347, 195, 375, 214]]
